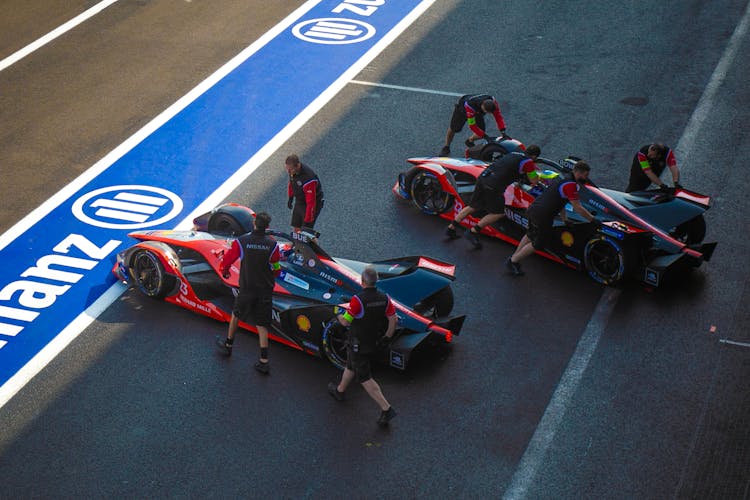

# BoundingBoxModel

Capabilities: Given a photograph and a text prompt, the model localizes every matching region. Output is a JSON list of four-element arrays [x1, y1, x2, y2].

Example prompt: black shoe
[[445, 225, 460, 240], [215, 336, 232, 356], [328, 382, 345, 401], [439, 146, 450, 156], [505, 257, 524, 276], [254, 360, 270, 374], [377, 407, 397, 427], [465, 228, 482, 249]]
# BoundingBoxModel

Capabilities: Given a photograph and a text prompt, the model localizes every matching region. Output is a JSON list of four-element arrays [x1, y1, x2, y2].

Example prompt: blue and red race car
[[113, 204, 465, 370], [394, 151, 716, 287]]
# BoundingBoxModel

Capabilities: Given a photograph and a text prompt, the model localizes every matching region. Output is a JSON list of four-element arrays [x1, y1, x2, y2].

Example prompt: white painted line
[[349, 79, 464, 97], [503, 3, 750, 496], [503, 287, 621, 500], [674, 1, 750, 162], [0, 0, 121, 72], [0, 0, 437, 408], [718, 339, 750, 349]]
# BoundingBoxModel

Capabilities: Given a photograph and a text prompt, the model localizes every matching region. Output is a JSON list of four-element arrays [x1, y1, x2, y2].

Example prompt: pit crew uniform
[[288, 163, 324, 229], [341, 288, 397, 383], [221, 229, 281, 327], [469, 152, 539, 213], [525, 176, 581, 250], [449, 94, 507, 139], [626, 144, 677, 192]]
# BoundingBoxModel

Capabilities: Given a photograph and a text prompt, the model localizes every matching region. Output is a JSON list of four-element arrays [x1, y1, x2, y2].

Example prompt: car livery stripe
[[0, 0, 435, 406]]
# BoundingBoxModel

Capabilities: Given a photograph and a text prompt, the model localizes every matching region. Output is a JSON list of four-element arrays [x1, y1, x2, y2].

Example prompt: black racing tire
[[321, 317, 348, 370], [584, 236, 627, 286], [130, 249, 175, 299], [207, 213, 246, 237], [415, 286, 454, 318], [671, 215, 706, 244], [479, 143, 509, 162], [410, 171, 454, 215]]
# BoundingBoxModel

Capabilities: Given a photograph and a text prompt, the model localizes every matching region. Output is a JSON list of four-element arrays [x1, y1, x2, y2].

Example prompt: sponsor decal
[[564, 255, 581, 265], [302, 340, 319, 352], [588, 199, 608, 213], [390, 350, 404, 369], [272, 309, 282, 324], [417, 257, 454, 276], [644, 268, 660, 286], [318, 271, 342, 285], [0, 235, 121, 342], [72, 185, 183, 229], [296, 314, 311, 332], [602, 228, 624, 240], [505, 208, 528, 228], [293, 18, 376, 45], [280, 271, 310, 290], [561, 231, 574, 247]]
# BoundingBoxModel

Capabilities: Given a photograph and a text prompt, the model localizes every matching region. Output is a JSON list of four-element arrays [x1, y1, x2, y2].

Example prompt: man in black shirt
[[446, 145, 541, 248], [285, 154, 324, 232], [215, 212, 281, 374], [327, 266, 398, 427]]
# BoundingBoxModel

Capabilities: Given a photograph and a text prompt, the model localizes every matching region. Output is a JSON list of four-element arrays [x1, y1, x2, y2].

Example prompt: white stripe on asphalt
[[350, 79, 464, 97], [0, 0, 121, 72], [503, 2, 750, 497]]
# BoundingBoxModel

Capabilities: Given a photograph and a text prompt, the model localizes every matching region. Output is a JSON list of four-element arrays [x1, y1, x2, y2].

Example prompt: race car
[[113, 204, 465, 370], [393, 154, 716, 287]]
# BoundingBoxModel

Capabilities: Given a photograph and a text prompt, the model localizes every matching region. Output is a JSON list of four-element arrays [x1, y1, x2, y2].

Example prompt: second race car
[[113, 204, 465, 370], [393, 153, 716, 287]]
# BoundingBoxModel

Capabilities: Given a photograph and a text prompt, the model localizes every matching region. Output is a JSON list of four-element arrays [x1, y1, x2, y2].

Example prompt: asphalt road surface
[[1, 0, 749, 498]]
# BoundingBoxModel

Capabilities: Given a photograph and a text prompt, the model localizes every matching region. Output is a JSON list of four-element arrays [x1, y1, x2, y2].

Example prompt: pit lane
[[1, 0, 749, 498]]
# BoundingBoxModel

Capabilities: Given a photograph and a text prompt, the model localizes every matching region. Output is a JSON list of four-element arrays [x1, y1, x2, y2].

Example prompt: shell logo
[[561, 231, 575, 247], [296, 315, 312, 333]]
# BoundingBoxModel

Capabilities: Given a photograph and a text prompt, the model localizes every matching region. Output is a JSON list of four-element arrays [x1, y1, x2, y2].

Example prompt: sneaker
[[254, 360, 270, 374], [445, 225, 460, 240], [439, 146, 450, 156], [377, 407, 397, 427], [327, 382, 345, 401], [465, 228, 482, 249], [215, 336, 232, 356], [505, 257, 524, 276]]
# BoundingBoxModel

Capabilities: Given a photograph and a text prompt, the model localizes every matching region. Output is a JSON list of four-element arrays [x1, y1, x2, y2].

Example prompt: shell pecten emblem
[[561, 231, 575, 247], [296, 315, 312, 333]]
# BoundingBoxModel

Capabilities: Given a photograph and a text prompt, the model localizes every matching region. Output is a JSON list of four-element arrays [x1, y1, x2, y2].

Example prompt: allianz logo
[[0, 234, 121, 349], [293, 18, 375, 44], [72, 185, 183, 229]]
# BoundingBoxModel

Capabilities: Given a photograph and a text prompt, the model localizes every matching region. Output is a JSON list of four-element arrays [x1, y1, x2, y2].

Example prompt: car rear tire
[[584, 236, 627, 285], [130, 249, 175, 299], [208, 213, 247, 237], [410, 171, 453, 215], [671, 215, 706, 244], [322, 317, 348, 370], [415, 286, 454, 318]]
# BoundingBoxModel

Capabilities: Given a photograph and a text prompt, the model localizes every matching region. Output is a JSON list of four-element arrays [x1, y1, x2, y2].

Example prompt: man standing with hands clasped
[[285, 154, 324, 232], [327, 265, 398, 427], [215, 212, 281, 374]]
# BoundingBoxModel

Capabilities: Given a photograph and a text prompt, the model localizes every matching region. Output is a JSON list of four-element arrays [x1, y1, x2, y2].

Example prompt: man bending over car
[[506, 160, 600, 276], [625, 143, 681, 193], [446, 145, 542, 248], [439, 93, 507, 156]]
